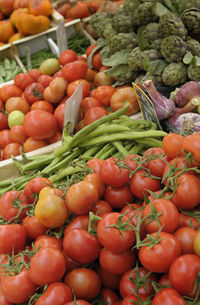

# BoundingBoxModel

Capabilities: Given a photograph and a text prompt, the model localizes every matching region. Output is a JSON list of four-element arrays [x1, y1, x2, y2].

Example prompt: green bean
[[81, 146, 102, 158], [128, 143, 145, 154], [21, 155, 55, 175], [98, 146, 116, 160], [49, 165, 83, 183], [94, 143, 113, 159], [86, 124, 130, 140], [112, 141, 129, 158], [135, 137, 163, 148]]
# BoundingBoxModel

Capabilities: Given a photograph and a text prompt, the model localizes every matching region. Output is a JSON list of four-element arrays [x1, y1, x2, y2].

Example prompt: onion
[[175, 81, 200, 109], [172, 113, 200, 135]]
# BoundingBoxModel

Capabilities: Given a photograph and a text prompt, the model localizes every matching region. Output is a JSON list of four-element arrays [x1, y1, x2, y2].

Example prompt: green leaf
[[137, 26, 151, 51], [194, 56, 200, 67], [87, 38, 108, 69], [152, 2, 170, 17], [162, 0, 178, 12], [183, 52, 194, 65], [112, 81, 127, 87], [143, 59, 168, 76], [105, 64, 131, 77], [102, 50, 130, 67]]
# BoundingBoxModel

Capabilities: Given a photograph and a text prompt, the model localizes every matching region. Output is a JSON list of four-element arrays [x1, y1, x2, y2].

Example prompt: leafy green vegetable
[[102, 50, 130, 67]]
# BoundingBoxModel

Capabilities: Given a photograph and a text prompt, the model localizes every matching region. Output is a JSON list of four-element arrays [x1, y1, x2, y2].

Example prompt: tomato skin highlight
[[152, 288, 187, 305]]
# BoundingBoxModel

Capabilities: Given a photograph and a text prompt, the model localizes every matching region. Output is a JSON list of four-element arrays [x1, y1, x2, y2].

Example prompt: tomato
[[23, 110, 57, 140], [0, 224, 26, 254], [64, 215, 89, 235], [24, 82, 44, 104], [124, 154, 139, 172], [67, 79, 90, 98], [35, 194, 69, 228], [14, 73, 34, 90], [54, 103, 66, 130], [9, 125, 27, 143], [0, 288, 12, 305], [1, 270, 37, 304], [178, 210, 200, 230], [24, 177, 53, 204], [97, 212, 136, 253], [77, 55, 87, 62], [99, 158, 130, 188], [86, 44, 98, 58], [104, 186, 134, 209], [0, 190, 29, 222], [0, 130, 10, 149], [35, 282, 73, 305], [130, 170, 161, 200], [30, 100, 54, 113], [101, 288, 120, 305], [143, 147, 169, 178], [65, 181, 98, 215], [3, 143, 21, 160], [23, 137, 47, 153], [66, 1, 90, 19], [23, 216, 48, 239], [84, 107, 108, 125], [81, 97, 102, 115], [84, 68, 97, 83], [99, 248, 136, 275], [159, 273, 171, 287], [56, 2, 72, 17], [88, 0, 103, 12], [93, 86, 116, 107], [193, 231, 200, 256], [169, 254, 200, 297], [83, 173, 105, 197], [47, 130, 62, 144], [29, 247, 66, 285], [28, 69, 42, 81], [64, 268, 101, 301], [0, 84, 23, 102], [62, 61, 88, 82], [152, 288, 187, 305], [65, 301, 91, 305], [139, 232, 181, 273], [110, 87, 139, 115], [92, 200, 113, 217], [142, 199, 179, 234], [174, 226, 197, 254], [119, 266, 157, 298], [38, 186, 63, 199], [92, 52, 102, 71], [34, 235, 62, 250], [0, 112, 8, 130], [182, 134, 200, 164], [63, 229, 101, 264], [162, 133, 184, 159], [96, 265, 121, 290], [121, 294, 148, 305], [172, 174, 200, 209], [38, 75, 53, 88], [59, 50, 77, 66], [87, 158, 103, 175]]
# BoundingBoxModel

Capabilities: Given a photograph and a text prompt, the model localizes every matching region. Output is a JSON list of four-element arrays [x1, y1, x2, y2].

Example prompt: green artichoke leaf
[[87, 38, 108, 69], [183, 52, 194, 65], [194, 56, 200, 67], [112, 81, 128, 87], [143, 58, 168, 76], [102, 50, 131, 67], [137, 26, 151, 51], [162, 0, 179, 12], [105, 64, 131, 77], [152, 2, 170, 17]]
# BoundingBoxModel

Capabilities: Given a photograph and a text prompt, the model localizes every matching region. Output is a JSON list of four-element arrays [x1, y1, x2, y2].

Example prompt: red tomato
[[124, 154, 139, 172], [28, 69, 42, 81], [178, 210, 200, 230], [143, 147, 169, 177], [62, 61, 88, 82], [23, 83, 44, 104], [30, 100, 54, 113], [64, 215, 89, 235], [23, 177, 53, 204], [83, 173, 105, 197], [0, 130, 10, 149], [38, 75, 53, 88], [0, 84, 23, 102], [172, 174, 200, 209], [152, 288, 187, 305], [87, 158, 103, 175], [0, 224, 26, 254], [159, 273, 171, 287], [65, 301, 91, 305], [99, 158, 130, 188], [99, 248, 136, 275], [63, 229, 101, 264], [47, 131, 62, 144], [174, 227, 197, 254], [169, 254, 200, 297], [34, 235, 62, 250], [182, 134, 200, 164], [59, 50, 77, 66], [0, 112, 8, 130], [121, 294, 147, 305], [3, 143, 21, 160], [110, 87, 139, 115], [65, 181, 98, 215], [86, 44, 98, 58], [104, 186, 134, 209], [92, 52, 102, 71], [93, 86, 116, 107], [23, 137, 47, 153], [67, 79, 90, 98], [97, 212, 136, 253], [119, 266, 157, 298], [96, 265, 121, 290], [142, 198, 179, 233], [9, 125, 27, 143], [0, 190, 29, 222], [54, 103, 66, 130], [35, 282, 73, 305], [92, 200, 113, 217], [162, 133, 184, 159], [84, 107, 108, 125], [23, 110, 58, 140], [14, 73, 34, 90], [1, 270, 37, 304], [22, 216, 48, 240], [77, 55, 87, 62], [29, 247, 66, 285], [81, 97, 102, 115], [5, 97, 30, 114], [56, 3, 72, 17], [0, 288, 12, 305], [130, 170, 161, 199], [139, 232, 181, 273], [101, 288, 120, 305], [64, 268, 101, 301]]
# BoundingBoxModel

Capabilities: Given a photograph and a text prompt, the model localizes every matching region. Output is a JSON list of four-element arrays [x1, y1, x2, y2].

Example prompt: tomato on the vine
[[24, 177, 53, 204], [152, 288, 187, 305], [24, 82, 44, 104], [0, 224, 27, 254]]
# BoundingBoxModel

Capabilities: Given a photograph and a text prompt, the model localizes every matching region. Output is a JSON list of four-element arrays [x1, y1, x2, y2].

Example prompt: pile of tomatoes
[[0, 45, 139, 161], [0, 132, 200, 304]]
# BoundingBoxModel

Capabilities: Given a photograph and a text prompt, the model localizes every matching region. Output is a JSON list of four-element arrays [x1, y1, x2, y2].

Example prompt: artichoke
[[100, 46, 112, 61], [186, 38, 200, 56], [162, 63, 187, 86], [187, 64, 200, 81], [151, 39, 162, 52], [114, 70, 138, 83], [140, 72, 162, 86], [158, 13, 187, 40], [89, 13, 113, 37], [112, 9, 135, 33], [178, 0, 200, 13], [134, 2, 158, 26], [108, 33, 138, 53], [128, 47, 145, 71], [140, 49, 162, 71], [103, 23, 117, 40], [144, 23, 161, 44], [161, 35, 187, 63], [181, 8, 200, 37], [123, 0, 140, 16]]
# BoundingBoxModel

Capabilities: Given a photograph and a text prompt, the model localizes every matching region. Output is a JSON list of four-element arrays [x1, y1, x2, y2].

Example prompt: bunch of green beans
[[0, 107, 167, 196]]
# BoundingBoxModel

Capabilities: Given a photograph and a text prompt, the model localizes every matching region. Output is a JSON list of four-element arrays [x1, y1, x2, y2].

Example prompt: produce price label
[[132, 83, 162, 130], [56, 20, 68, 54]]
